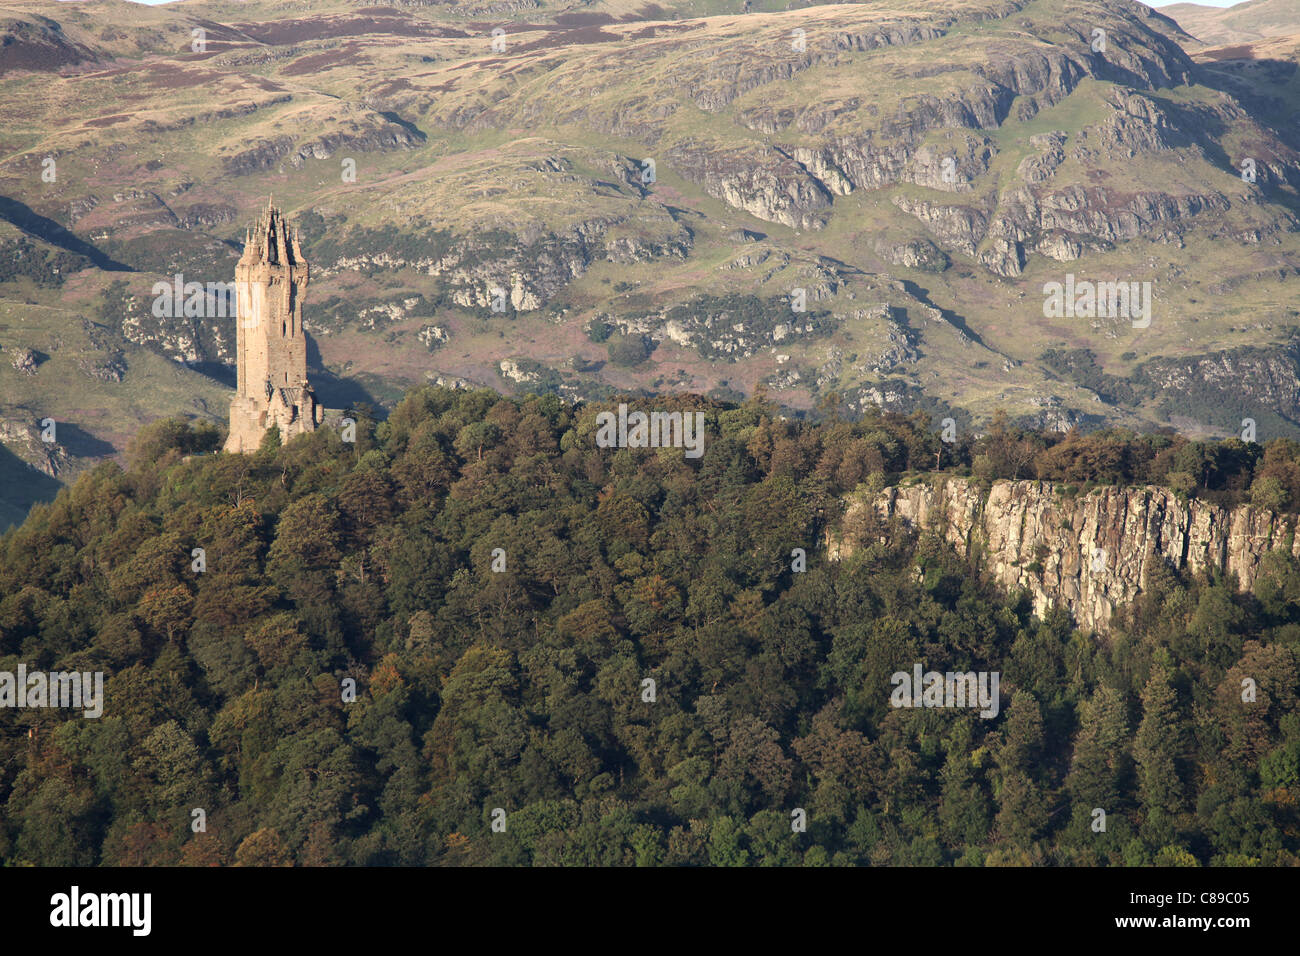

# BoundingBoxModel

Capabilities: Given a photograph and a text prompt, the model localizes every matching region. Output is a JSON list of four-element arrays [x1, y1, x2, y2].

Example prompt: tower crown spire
[[241, 196, 304, 268]]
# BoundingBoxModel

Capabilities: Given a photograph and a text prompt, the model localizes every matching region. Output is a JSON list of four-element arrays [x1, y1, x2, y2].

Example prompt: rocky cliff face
[[0, 418, 71, 477], [829, 476, 1300, 632]]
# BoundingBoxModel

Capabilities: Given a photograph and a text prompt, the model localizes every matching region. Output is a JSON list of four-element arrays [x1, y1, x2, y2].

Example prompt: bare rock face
[[10, 348, 38, 375], [829, 477, 1300, 632], [0, 418, 71, 477], [669, 142, 833, 231], [891, 197, 988, 257], [874, 238, 949, 272], [220, 109, 423, 177], [978, 237, 1026, 277]]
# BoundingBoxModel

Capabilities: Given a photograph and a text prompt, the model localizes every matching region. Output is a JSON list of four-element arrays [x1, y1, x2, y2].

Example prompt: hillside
[[3, 0, 1300, 526], [1162, 0, 1299, 45], [0, 385, 1296, 865]]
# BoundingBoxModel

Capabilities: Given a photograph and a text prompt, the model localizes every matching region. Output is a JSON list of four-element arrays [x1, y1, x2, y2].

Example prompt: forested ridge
[[0, 387, 1298, 866]]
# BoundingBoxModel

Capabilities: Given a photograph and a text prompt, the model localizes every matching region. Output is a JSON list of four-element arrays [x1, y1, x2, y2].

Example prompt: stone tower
[[224, 198, 323, 453]]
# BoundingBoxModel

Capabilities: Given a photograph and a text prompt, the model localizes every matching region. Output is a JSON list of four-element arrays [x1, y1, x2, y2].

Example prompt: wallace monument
[[224, 199, 323, 454]]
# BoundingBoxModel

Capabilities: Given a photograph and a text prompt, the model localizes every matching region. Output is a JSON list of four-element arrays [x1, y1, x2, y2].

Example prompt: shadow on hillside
[[305, 333, 381, 410], [1188, 55, 1300, 214], [187, 361, 238, 389], [0, 443, 61, 532], [896, 278, 1000, 356], [181, 330, 382, 410], [0, 195, 132, 271], [378, 110, 427, 143], [54, 423, 117, 459], [173, 334, 382, 414]]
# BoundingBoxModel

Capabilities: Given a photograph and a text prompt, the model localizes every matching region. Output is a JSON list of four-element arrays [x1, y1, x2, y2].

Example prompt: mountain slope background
[[2, 0, 1300, 524], [1164, 0, 1299, 45]]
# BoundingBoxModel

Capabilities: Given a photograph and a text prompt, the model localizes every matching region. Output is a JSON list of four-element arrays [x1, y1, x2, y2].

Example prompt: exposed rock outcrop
[[9, 348, 38, 375], [830, 476, 1300, 632], [668, 142, 833, 231], [0, 418, 71, 477], [220, 109, 423, 176], [874, 238, 950, 272]]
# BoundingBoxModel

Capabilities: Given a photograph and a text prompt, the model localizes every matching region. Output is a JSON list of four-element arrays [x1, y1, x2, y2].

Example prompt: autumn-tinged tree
[[234, 828, 294, 866]]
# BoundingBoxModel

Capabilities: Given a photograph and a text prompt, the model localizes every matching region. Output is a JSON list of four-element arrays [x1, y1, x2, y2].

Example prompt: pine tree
[[997, 691, 1045, 775], [1066, 685, 1131, 811], [1134, 666, 1188, 814], [940, 746, 991, 848]]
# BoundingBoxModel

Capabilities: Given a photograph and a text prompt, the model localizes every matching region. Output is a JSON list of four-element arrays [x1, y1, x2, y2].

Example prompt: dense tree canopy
[[0, 387, 1297, 866]]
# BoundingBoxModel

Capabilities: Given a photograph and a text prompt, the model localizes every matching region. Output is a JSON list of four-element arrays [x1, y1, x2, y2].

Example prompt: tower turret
[[224, 199, 322, 453]]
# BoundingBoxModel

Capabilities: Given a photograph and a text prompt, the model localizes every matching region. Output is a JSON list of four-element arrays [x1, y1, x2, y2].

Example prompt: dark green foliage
[[653, 293, 835, 361], [1043, 344, 1300, 441], [0, 238, 89, 287], [585, 319, 613, 343], [311, 293, 429, 334], [606, 333, 653, 367], [1042, 348, 1148, 407], [956, 410, 1288, 511], [0, 387, 1297, 866]]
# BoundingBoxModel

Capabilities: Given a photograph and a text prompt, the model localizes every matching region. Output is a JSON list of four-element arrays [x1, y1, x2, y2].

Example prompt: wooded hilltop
[[0, 387, 1297, 866]]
